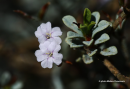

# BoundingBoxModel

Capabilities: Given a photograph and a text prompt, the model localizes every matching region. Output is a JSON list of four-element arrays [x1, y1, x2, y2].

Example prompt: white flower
[[35, 22, 62, 44], [35, 41, 63, 68]]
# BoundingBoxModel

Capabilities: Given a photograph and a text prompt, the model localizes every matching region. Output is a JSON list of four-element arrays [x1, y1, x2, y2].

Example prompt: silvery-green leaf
[[76, 57, 82, 62], [65, 37, 83, 48], [100, 46, 118, 56], [67, 31, 84, 38], [92, 20, 110, 38], [92, 11, 100, 28], [70, 44, 83, 48], [99, 44, 106, 50], [62, 15, 83, 36], [88, 49, 97, 57], [94, 33, 110, 45], [65, 37, 72, 45], [83, 39, 94, 46], [82, 54, 93, 64]]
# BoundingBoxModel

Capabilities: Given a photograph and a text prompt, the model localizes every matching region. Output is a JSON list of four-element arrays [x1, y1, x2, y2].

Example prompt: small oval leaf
[[83, 39, 94, 46], [62, 15, 83, 36], [76, 57, 82, 62], [92, 20, 110, 38], [65, 37, 83, 48], [83, 8, 91, 25], [100, 46, 118, 56], [82, 54, 93, 64], [92, 11, 100, 28], [94, 33, 110, 45], [88, 49, 97, 57], [67, 31, 84, 38]]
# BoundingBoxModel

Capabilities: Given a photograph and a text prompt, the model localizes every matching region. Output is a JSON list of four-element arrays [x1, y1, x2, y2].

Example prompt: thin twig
[[105, 7, 130, 88], [112, 7, 130, 30], [112, 11, 126, 30], [103, 59, 130, 88]]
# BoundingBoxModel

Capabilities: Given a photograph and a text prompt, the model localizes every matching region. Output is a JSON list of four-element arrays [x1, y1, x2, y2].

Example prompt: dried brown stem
[[103, 59, 130, 88], [112, 11, 126, 30], [112, 7, 130, 30]]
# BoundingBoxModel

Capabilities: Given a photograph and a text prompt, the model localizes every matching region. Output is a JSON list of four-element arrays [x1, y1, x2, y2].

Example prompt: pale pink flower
[[35, 22, 62, 44], [35, 41, 63, 68]]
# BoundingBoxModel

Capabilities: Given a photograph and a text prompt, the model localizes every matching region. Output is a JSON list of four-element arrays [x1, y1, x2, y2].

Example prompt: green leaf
[[79, 21, 95, 37], [79, 24, 88, 36], [83, 8, 91, 25], [67, 31, 84, 38], [88, 21, 95, 31]]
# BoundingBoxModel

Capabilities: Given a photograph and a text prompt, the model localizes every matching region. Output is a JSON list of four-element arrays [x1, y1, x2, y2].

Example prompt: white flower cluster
[[34, 22, 63, 68]]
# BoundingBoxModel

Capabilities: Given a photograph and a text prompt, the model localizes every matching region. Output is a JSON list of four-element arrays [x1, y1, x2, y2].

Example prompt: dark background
[[0, 0, 130, 89]]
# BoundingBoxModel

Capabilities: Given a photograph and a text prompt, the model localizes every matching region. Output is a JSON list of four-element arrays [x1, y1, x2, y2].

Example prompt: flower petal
[[48, 41, 57, 52], [54, 45, 61, 52], [47, 38, 54, 42], [51, 27, 62, 37], [35, 50, 48, 62], [38, 35, 47, 43], [40, 23, 47, 34], [35, 27, 42, 38], [39, 41, 51, 52], [35, 50, 43, 56], [41, 58, 53, 68], [46, 22, 51, 33], [48, 57, 53, 68], [36, 55, 48, 62], [53, 53, 63, 65], [53, 37, 62, 44]]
